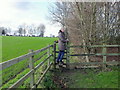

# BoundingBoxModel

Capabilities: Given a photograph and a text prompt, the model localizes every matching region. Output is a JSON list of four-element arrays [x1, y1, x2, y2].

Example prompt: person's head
[[59, 28, 64, 32], [59, 27, 65, 33], [61, 29, 64, 32]]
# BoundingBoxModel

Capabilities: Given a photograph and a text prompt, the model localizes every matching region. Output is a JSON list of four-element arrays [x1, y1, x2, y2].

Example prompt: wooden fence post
[[66, 42, 70, 69], [48, 44, 50, 66], [29, 50, 35, 88], [102, 44, 107, 69], [53, 41, 56, 69]]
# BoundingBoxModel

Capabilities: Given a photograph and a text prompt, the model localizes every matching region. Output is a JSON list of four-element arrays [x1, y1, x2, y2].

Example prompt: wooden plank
[[106, 61, 119, 65], [35, 62, 53, 88], [9, 55, 52, 89], [66, 42, 70, 69], [0, 52, 33, 70], [69, 45, 120, 48], [34, 52, 47, 62], [48, 45, 50, 66], [91, 45, 120, 48], [102, 45, 107, 69], [0, 45, 53, 71], [75, 66, 100, 69], [70, 53, 120, 56], [9, 69, 34, 89], [53, 42, 56, 69], [70, 61, 119, 65], [33, 45, 53, 55], [70, 62, 104, 65], [29, 50, 35, 88], [34, 55, 52, 71], [70, 54, 95, 56], [95, 53, 120, 56]]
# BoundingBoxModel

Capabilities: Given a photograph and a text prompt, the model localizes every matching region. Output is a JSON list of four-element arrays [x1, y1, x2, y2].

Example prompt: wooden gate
[[53, 41, 120, 69]]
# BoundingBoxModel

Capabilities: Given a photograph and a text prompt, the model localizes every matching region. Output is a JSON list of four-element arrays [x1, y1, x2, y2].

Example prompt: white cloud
[[0, 0, 61, 36]]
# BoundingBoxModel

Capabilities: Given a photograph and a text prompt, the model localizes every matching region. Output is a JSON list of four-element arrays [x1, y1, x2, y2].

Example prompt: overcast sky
[[0, 0, 61, 36]]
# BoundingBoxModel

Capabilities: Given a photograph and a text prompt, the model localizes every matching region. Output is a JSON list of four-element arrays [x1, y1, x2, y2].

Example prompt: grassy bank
[[55, 66, 119, 88]]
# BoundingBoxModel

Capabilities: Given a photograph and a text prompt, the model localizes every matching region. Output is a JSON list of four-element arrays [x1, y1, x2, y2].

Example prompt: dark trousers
[[56, 50, 65, 62]]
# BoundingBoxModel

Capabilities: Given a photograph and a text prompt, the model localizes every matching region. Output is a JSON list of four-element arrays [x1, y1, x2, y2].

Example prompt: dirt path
[[53, 65, 119, 88]]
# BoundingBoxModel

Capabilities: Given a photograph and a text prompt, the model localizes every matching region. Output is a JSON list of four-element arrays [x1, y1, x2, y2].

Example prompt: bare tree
[[49, 1, 120, 62], [18, 27, 23, 36], [0, 27, 4, 36], [0, 27, 7, 36], [18, 23, 27, 36], [27, 24, 36, 36], [37, 24, 45, 37], [0, 27, 11, 36]]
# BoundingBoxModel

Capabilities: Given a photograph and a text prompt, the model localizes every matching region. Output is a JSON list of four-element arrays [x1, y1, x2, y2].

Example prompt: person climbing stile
[[56, 28, 69, 66]]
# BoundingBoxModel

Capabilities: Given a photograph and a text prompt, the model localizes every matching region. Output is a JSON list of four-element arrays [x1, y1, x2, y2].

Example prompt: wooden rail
[[0, 44, 54, 89], [68, 44, 120, 68], [53, 42, 120, 69], [69, 45, 120, 48], [1, 42, 120, 89], [0, 45, 52, 71]]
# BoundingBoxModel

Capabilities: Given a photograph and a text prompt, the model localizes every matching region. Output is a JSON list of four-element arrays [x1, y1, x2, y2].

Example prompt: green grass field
[[2, 36, 57, 62], [1, 36, 57, 88]]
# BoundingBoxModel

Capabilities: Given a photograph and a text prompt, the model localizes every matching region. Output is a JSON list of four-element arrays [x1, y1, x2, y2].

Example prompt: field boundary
[[53, 41, 120, 69], [1, 44, 54, 89], [1, 41, 120, 89]]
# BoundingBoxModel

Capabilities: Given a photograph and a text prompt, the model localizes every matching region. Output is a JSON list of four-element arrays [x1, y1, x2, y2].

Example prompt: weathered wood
[[9, 69, 34, 89], [34, 55, 52, 71], [35, 62, 53, 88], [2, 44, 119, 89], [95, 53, 120, 56], [66, 42, 70, 69], [48, 44, 50, 66], [106, 61, 120, 65], [9, 54, 52, 89], [69, 45, 120, 48], [70, 61, 119, 65], [70, 53, 120, 56], [34, 52, 47, 62], [33, 45, 53, 55], [29, 50, 35, 88], [0, 52, 33, 70], [70, 62, 104, 65], [53, 41, 56, 69], [70, 54, 95, 56], [102, 45, 107, 69], [1, 44, 54, 89], [0, 45, 53, 71]]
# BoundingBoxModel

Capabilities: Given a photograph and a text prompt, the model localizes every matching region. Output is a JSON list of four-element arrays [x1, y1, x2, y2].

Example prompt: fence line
[[53, 42, 120, 69], [1, 44, 54, 89], [69, 45, 120, 48], [67, 44, 120, 68], [1, 42, 120, 89], [0, 45, 53, 71]]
